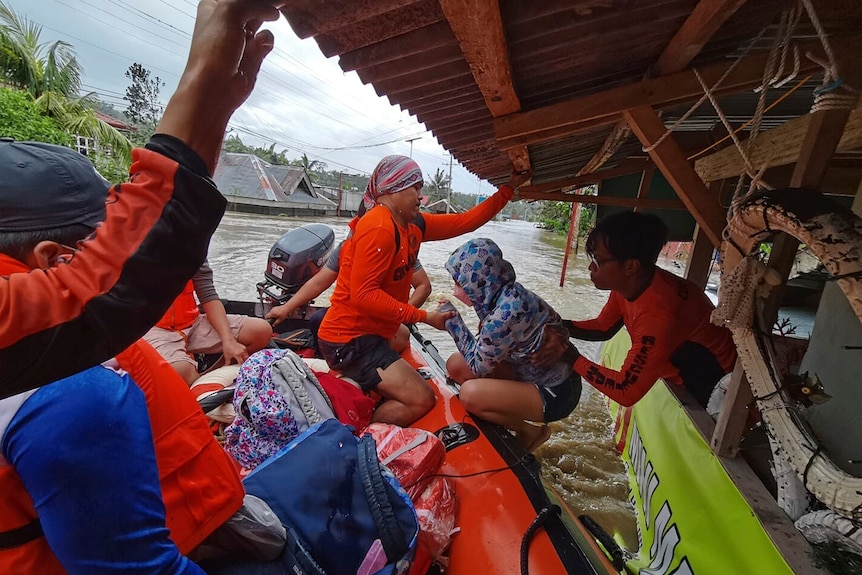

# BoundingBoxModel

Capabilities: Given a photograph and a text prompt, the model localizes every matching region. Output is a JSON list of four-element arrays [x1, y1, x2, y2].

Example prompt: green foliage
[[0, 86, 71, 145], [123, 63, 163, 126], [538, 201, 572, 233], [90, 150, 129, 183], [0, 2, 130, 159], [424, 168, 450, 203]]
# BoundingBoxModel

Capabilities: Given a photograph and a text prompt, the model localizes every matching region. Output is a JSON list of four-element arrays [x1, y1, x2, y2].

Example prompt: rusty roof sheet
[[280, 0, 861, 187]]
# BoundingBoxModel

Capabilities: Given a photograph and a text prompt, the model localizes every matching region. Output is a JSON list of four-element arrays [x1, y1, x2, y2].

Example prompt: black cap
[[0, 139, 110, 232]]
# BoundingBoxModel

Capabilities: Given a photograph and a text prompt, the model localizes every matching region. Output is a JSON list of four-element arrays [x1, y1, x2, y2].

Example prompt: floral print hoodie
[[444, 238, 572, 388]]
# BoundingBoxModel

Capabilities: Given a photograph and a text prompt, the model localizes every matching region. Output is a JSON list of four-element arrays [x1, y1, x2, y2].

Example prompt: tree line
[[1, 0, 590, 235]]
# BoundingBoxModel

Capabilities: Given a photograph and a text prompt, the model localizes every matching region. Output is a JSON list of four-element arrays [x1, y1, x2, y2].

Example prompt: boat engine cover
[[264, 224, 335, 291]]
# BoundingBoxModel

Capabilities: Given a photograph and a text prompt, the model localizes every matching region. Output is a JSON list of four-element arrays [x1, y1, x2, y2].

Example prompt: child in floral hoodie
[[443, 238, 581, 452]]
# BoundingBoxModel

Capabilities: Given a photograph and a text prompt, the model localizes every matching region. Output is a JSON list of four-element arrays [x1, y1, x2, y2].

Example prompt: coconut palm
[[0, 1, 130, 159], [425, 168, 451, 202]]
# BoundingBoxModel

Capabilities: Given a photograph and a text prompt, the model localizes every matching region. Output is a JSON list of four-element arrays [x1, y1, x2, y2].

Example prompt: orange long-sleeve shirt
[[318, 185, 514, 344], [569, 268, 737, 406]]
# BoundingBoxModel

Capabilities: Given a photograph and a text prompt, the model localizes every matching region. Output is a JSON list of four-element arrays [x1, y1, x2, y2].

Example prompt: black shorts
[[318, 335, 402, 391], [537, 372, 582, 422]]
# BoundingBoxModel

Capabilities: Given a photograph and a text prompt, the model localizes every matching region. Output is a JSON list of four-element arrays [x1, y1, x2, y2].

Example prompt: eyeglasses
[[588, 252, 617, 268]]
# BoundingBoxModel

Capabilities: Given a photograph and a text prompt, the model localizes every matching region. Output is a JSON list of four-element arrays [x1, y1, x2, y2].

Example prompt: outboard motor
[[256, 223, 335, 310]]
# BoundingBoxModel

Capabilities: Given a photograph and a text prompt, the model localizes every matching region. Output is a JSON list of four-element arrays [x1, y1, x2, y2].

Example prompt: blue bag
[[242, 419, 418, 575]]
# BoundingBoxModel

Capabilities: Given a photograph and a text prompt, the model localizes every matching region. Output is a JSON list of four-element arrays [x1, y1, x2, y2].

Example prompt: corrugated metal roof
[[214, 152, 332, 206], [280, 0, 861, 188]]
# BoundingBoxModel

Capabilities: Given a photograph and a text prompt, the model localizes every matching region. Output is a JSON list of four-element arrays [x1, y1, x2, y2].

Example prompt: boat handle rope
[[520, 505, 561, 575], [402, 453, 532, 489]]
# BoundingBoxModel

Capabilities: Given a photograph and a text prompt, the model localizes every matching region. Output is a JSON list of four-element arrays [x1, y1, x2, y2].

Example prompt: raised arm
[[0, 0, 284, 400], [421, 170, 530, 241]]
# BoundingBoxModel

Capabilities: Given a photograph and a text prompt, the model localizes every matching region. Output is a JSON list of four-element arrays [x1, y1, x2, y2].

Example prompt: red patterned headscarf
[[363, 155, 423, 210]]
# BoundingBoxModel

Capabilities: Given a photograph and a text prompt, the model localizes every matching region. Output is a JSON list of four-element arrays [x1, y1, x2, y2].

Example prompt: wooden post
[[623, 105, 727, 247], [685, 180, 724, 288], [560, 200, 580, 287], [337, 172, 343, 217]]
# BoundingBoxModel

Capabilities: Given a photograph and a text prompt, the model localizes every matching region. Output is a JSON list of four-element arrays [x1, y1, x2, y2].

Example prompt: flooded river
[[208, 211, 639, 547]]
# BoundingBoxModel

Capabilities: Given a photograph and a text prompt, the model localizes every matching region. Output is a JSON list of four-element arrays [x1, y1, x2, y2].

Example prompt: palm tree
[[425, 168, 450, 202], [295, 153, 327, 173], [0, 1, 130, 160]]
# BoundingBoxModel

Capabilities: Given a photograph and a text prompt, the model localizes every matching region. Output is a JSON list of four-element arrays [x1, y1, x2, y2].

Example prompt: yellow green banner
[[602, 331, 794, 575]]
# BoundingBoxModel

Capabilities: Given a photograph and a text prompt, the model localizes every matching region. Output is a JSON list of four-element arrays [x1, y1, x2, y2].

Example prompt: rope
[[687, 74, 812, 161], [801, 0, 859, 112], [520, 506, 561, 575], [641, 27, 767, 153]]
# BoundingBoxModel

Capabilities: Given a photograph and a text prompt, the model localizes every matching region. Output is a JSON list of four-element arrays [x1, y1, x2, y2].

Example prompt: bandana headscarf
[[363, 155, 423, 210]]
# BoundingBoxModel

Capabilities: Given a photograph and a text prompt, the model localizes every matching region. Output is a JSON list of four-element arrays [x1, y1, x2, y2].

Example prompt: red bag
[[363, 424, 445, 499], [364, 424, 457, 575], [314, 371, 375, 432]]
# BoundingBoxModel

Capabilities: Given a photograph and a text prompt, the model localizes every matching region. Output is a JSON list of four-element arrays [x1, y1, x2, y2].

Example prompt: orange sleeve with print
[[421, 185, 514, 240], [572, 308, 679, 407]]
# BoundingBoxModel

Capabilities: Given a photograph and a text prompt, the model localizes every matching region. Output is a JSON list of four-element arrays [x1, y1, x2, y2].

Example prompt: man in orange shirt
[[548, 211, 737, 407]]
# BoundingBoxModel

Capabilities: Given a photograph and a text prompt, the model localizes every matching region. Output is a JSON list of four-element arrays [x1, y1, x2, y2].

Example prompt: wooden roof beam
[[580, 0, 751, 175], [439, 0, 530, 174], [623, 105, 727, 247], [518, 191, 684, 211], [494, 35, 857, 150], [694, 101, 862, 182], [518, 159, 653, 194], [653, 0, 750, 77]]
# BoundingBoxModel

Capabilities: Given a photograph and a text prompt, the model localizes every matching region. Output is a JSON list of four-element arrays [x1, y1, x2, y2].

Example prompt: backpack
[[242, 419, 419, 575], [225, 348, 336, 471]]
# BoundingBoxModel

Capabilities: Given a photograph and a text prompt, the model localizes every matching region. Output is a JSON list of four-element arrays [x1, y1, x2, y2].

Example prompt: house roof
[[214, 152, 333, 205], [94, 111, 134, 131], [279, 0, 862, 196]]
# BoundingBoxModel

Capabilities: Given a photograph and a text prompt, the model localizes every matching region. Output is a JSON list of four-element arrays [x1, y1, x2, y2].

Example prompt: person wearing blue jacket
[[442, 238, 581, 452]]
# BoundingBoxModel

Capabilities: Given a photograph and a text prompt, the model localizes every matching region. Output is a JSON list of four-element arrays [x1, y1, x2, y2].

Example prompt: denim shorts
[[537, 372, 582, 422], [318, 335, 402, 391]]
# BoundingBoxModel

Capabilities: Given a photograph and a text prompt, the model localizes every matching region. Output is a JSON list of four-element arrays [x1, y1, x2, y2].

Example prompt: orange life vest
[[0, 340, 244, 573], [156, 280, 201, 330]]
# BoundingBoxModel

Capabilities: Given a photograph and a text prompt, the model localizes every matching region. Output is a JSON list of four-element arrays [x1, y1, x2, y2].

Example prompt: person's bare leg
[[172, 360, 199, 386], [446, 353, 475, 384], [389, 324, 410, 354], [372, 359, 436, 426], [236, 317, 273, 354], [459, 377, 549, 451]]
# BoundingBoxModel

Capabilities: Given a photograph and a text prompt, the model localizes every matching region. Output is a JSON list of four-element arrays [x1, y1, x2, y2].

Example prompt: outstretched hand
[[530, 325, 571, 368], [265, 302, 292, 327], [507, 168, 533, 191], [424, 310, 456, 331], [158, 0, 284, 172]]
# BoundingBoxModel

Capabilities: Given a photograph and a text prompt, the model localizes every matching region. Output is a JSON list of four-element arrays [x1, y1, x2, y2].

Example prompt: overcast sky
[[5, 0, 497, 195]]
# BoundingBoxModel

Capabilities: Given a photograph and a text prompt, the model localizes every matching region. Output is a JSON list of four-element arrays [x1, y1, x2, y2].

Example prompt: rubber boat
[[216, 224, 621, 575]]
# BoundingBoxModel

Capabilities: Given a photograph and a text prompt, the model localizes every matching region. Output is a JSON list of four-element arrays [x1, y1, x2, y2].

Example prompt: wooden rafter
[[495, 34, 859, 152], [578, 0, 751, 175], [494, 40, 830, 151], [623, 106, 727, 246], [694, 101, 862, 182], [517, 192, 684, 211], [439, 0, 530, 173], [517, 159, 652, 194]]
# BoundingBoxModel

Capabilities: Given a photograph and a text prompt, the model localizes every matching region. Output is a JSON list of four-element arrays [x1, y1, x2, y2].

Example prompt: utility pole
[[337, 171, 343, 217], [446, 154, 453, 214], [406, 136, 421, 158]]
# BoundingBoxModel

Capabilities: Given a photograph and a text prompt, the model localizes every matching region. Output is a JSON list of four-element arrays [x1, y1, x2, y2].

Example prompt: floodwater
[[208, 211, 639, 547]]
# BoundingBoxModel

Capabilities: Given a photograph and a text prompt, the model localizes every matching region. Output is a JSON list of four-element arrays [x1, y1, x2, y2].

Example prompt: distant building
[[74, 112, 134, 157], [421, 198, 464, 214], [213, 151, 336, 216]]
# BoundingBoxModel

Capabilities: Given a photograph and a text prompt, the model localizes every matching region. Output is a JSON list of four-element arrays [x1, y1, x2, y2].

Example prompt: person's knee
[[403, 379, 436, 416], [172, 361, 199, 386], [239, 318, 273, 353], [389, 325, 410, 353], [458, 380, 482, 414], [446, 354, 473, 383]]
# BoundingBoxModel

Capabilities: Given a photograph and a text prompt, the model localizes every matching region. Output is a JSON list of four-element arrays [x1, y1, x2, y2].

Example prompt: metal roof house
[[213, 151, 336, 216]]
